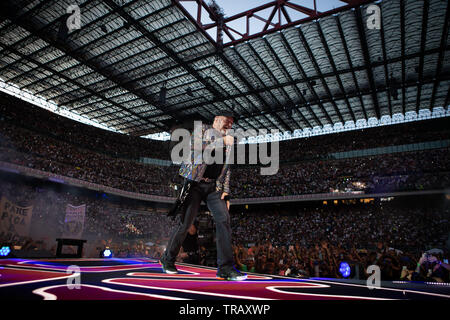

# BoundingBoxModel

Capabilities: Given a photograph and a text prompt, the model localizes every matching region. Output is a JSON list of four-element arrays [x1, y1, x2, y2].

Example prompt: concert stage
[[0, 258, 449, 300]]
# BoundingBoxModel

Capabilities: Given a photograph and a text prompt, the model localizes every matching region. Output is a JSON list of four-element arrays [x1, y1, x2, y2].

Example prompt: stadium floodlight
[[102, 248, 112, 258], [339, 262, 351, 278], [0, 246, 11, 257]]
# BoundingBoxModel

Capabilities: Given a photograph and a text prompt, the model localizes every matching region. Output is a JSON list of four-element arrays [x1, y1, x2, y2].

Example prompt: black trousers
[[163, 181, 234, 270]]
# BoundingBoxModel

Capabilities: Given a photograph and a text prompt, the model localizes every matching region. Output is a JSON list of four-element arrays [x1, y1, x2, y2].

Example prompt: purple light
[[48, 177, 65, 183]]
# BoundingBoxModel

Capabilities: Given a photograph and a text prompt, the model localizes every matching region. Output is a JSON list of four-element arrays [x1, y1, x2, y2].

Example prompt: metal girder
[[278, 32, 321, 127], [144, 44, 449, 122], [296, 28, 335, 125], [226, 47, 290, 131], [316, 22, 356, 123], [103, 0, 232, 124], [212, 56, 274, 131], [1, 1, 174, 128], [378, 14, 393, 117], [430, 0, 449, 110], [173, 0, 376, 48], [335, 16, 368, 120], [62, 44, 215, 109], [237, 73, 450, 123], [246, 40, 295, 131], [355, 6, 381, 119], [0, 0, 145, 76], [415, 0, 430, 113], [260, 37, 306, 129], [400, 0, 406, 115], [8, 19, 190, 92]]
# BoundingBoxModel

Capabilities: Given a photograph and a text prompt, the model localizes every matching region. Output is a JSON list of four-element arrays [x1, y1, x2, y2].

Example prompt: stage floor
[[0, 258, 449, 300]]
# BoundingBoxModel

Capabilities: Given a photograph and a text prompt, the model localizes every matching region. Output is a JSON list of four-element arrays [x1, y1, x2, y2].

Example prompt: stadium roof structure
[[0, 0, 449, 139]]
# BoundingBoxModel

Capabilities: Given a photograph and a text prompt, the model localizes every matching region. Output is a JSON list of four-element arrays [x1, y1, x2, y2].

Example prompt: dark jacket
[[178, 123, 231, 194]]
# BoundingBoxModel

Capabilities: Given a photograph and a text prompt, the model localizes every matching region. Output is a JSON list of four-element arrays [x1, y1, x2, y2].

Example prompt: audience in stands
[[0, 93, 449, 281], [1, 118, 449, 198], [1, 178, 448, 281]]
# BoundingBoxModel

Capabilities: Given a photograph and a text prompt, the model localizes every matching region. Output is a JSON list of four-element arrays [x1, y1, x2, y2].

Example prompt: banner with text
[[62, 204, 86, 239], [0, 196, 33, 243]]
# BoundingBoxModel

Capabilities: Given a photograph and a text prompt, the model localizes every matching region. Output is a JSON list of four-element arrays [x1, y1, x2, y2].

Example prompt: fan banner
[[0, 196, 33, 242], [62, 204, 86, 239]]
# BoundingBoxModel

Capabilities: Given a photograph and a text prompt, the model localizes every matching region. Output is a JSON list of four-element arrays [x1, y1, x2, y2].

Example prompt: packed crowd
[[231, 148, 450, 197], [0, 121, 176, 196], [1, 176, 449, 281], [2, 91, 449, 163], [230, 204, 450, 281], [0, 92, 169, 160], [1, 92, 449, 199], [1, 117, 449, 198]]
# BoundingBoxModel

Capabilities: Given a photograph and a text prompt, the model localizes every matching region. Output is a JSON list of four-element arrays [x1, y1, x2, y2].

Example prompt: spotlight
[[0, 246, 11, 257], [339, 261, 351, 278], [101, 248, 112, 258]]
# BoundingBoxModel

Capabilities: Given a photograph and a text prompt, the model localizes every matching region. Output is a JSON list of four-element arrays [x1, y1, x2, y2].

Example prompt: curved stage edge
[[0, 258, 449, 300]]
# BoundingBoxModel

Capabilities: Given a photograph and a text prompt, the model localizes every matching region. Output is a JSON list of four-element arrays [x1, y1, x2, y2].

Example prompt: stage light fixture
[[102, 248, 112, 258], [0, 246, 11, 257], [339, 261, 351, 278]]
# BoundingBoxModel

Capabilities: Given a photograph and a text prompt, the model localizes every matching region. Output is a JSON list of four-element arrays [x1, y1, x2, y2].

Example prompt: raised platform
[[0, 258, 449, 300]]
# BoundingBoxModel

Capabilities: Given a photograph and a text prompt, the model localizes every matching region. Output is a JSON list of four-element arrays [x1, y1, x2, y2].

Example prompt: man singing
[[160, 111, 247, 281]]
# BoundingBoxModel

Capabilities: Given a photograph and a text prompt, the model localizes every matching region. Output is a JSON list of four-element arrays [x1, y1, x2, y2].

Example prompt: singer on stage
[[161, 111, 247, 281]]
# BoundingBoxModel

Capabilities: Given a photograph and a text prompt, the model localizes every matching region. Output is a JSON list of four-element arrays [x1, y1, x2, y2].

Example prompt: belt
[[199, 177, 216, 183]]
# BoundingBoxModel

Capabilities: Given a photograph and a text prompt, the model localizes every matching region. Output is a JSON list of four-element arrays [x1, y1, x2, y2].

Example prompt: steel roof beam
[[355, 7, 381, 119], [430, 0, 449, 110], [278, 32, 321, 127], [145, 44, 449, 118], [335, 15, 368, 120], [174, 0, 376, 48], [1, 1, 175, 126], [0, 0, 146, 75], [400, 0, 406, 115], [237, 73, 449, 123], [0, 41, 165, 131], [316, 22, 356, 123], [161, 72, 450, 122], [415, 0, 430, 113], [209, 59, 273, 131], [298, 27, 344, 124], [103, 0, 232, 123], [226, 47, 290, 130], [60, 44, 214, 108], [6, 19, 191, 88], [377, 16, 393, 117], [295, 28, 334, 125], [261, 37, 309, 130]]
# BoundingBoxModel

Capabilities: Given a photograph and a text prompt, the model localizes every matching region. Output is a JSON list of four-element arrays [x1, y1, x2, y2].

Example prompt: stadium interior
[[0, 0, 449, 303]]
